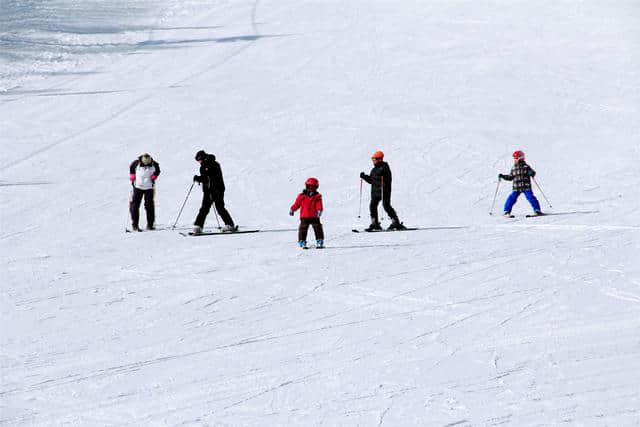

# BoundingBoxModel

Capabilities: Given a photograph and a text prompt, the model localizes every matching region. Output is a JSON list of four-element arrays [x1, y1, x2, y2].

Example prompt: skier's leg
[[130, 188, 143, 228], [311, 219, 324, 240], [312, 219, 325, 248], [369, 195, 381, 222], [524, 190, 542, 212], [143, 189, 155, 228], [382, 191, 398, 221], [194, 192, 212, 227], [503, 191, 520, 213], [213, 194, 234, 227], [298, 219, 310, 242]]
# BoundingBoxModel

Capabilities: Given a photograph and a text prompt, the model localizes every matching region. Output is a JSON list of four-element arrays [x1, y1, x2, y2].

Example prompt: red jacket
[[291, 191, 323, 218]]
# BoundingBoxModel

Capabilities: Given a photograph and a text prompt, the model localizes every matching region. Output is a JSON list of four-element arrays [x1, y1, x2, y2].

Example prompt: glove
[[289, 210, 294, 216], [317, 210, 322, 217], [359, 172, 366, 179], [528, 170, 536, 177], [129, 174, 135, 182], [498, 174, 505, 180], [151, 175, 157, 182], [193, 175, 201, 183]]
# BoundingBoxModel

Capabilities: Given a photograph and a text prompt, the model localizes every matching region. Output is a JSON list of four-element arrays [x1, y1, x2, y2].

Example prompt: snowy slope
[[2, 1, 640, 425]]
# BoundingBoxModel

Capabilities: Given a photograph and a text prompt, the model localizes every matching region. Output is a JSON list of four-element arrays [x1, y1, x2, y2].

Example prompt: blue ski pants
[[504, 190, 541, 213]]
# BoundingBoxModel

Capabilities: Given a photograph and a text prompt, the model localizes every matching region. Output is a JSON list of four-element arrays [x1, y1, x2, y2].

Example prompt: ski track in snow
[[2, 0, 640, 426]]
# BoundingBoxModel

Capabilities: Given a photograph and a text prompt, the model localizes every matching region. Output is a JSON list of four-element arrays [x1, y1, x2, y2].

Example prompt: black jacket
[[195, 154, 225, 196], [361, 161, 392, 197]]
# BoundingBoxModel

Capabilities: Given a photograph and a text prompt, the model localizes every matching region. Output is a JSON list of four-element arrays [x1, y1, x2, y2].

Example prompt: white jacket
[[130, 158, 160, 190]]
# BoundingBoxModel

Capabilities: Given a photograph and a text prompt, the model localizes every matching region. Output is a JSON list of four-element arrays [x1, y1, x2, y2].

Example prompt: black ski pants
[[298, 218, 324, 242], [370, 192, 397, 222], [195, 191, 234, 228], [130, 187, 155, 227]]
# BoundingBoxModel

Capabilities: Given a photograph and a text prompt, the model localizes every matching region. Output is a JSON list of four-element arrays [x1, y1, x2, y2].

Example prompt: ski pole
[[126, 187, 133, 232], [533, 177, 553, 208], [489, 177, 501, 215], [380, 176, 384, 221], [172, 182, 195, 229], [212, 204, 221, 229], [358, 178, 363, 218]]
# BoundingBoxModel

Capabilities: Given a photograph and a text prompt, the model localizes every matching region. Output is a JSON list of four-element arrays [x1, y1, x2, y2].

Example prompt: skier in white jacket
[[129, 153, 160, 231]]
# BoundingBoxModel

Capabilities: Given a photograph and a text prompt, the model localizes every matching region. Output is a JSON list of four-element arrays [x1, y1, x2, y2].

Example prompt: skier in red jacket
[[289, 178, 324, 249]]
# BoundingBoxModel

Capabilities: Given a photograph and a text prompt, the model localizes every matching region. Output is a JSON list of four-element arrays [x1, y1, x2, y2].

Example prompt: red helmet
[[305, 177, 319, 188], [512, 150, 525, 161], [371, 151, 384, 160]]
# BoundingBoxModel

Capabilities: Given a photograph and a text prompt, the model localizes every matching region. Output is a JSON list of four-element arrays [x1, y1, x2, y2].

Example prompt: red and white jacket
[[290, 191, 323, 218]]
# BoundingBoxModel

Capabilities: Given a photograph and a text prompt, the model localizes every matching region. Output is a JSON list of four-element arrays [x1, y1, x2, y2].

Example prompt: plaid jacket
[[503, 161, 536, 191]]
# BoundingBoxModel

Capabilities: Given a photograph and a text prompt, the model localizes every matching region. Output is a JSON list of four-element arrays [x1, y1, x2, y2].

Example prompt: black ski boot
[[365, 220, 382, 232], [132, 224, 142, 232], [387, 218, 406, 230]]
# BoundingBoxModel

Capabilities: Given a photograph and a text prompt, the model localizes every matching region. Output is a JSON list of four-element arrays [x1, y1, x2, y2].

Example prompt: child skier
[[289, 178, 324, 249], [498, 150, 543, 217], [129, 153, 160, 231], [360, 151, 405, 231]]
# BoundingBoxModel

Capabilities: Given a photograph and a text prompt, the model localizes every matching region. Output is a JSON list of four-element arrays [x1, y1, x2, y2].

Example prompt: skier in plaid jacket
[[499, 150, 542, 216]]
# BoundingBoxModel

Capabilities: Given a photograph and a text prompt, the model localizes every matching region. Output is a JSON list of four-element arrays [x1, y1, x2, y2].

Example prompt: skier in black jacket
[[359, 151, 405, 231], [192, 150, 235, 234]]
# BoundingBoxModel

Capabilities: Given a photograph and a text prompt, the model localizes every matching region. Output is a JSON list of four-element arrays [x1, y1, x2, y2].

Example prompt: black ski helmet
[[195, 150, 207, 161]]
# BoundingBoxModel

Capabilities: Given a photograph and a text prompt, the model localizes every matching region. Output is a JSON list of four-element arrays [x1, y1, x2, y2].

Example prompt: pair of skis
[[503, 213, 546, 219], [351, 227, 418, 233], [179, 226, 259, 236]]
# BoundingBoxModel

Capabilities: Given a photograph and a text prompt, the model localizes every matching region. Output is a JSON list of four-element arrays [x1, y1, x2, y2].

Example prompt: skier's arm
[[316, 194, 324, 215], [499, 172, 514, 181], [211, 163, 225, 193], [129, 160, 138, 183], [382, 164, 392, 183], [527, 166, 536, 177], [290, 194, 303, 212], [359, 172, 372, 184], [151, 161, 160, 183]]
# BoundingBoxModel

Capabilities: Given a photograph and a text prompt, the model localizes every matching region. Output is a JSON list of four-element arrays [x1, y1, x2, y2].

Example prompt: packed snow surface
[[1, 1, 639, 425]]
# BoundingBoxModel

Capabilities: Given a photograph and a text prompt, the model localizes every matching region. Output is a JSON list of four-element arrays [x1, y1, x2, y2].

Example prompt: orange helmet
[[371, 151, 384, 160], [305, 177, 319, 189]]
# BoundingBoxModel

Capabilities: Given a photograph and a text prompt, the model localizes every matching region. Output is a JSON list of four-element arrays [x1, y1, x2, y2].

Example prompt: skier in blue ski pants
[[504, 190, 541, 213], [499, 150, 543, 215]]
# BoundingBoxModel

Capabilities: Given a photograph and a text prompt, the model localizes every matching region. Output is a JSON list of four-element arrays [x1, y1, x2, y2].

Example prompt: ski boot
[[298, 240, 308, 249], [222, 224, 236, 232], [146, 224, 155, 231], [503, 211, 514, 218], [192, 225, 203, 235], [132, 224, 141, 232], [316, 239, 324, 249], [532, 210, 544, 216], [387, 218, 406, 230], [365, 220, 382, 232]]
